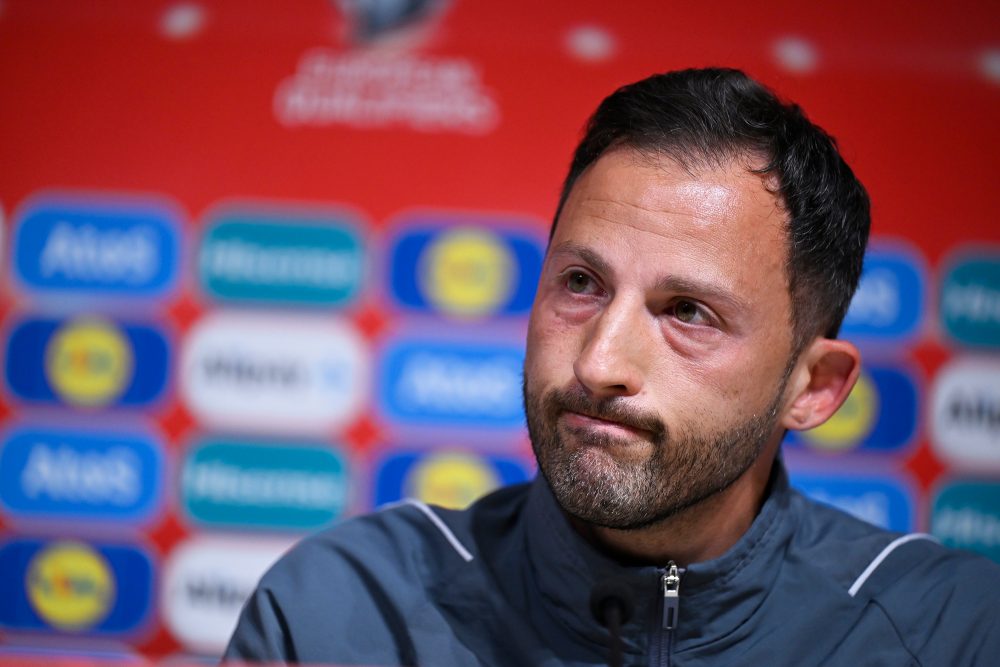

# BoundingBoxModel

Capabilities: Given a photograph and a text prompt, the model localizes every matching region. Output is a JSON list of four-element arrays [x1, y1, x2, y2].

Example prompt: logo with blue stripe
[[13, 194, 180, 297], [199, 209, 365, 307], [379, 337, 525, 429], [786, 363, 919, 453], [5, 316, 170, 408], [939, 253, 1000, 349], [841, 243, 925, 342], [932, 481, 1000, 563], [0, 427, 163, 523], [181, 439, 350, 531], [387, 216, 544, 319], [792, 472, 914, 532], [0, 538, 154, 636]]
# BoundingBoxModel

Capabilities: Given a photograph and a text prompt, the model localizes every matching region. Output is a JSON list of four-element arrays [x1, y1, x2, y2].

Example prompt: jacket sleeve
[[223, 585, 296, 664], [864, 540, 1000, 666]]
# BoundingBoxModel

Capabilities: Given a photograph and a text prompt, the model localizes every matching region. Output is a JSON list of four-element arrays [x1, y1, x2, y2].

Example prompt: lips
[[561, 410, 652, 438]]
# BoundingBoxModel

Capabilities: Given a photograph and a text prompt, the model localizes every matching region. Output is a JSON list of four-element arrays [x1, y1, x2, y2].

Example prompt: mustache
[[545, 385, 667, 439]]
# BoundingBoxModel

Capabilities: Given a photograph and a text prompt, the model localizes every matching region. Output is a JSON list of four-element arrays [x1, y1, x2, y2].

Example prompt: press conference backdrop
[[0, 0, 997, 662]]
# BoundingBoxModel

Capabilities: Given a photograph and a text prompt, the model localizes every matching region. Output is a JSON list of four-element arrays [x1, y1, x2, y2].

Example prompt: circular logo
[[45, 318, 133, 407], [420, 228, 516, 318], [801, 372, 878, 452], [26, 541, 115, 631], [406, 452, 500, 509]]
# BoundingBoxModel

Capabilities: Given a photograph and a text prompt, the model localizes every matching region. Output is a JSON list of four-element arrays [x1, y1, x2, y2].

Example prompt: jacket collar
[[522, 459, 797, 653]]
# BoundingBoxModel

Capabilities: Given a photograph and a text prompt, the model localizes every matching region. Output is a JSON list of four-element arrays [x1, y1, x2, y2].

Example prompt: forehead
[[552, 149, 790, 297]]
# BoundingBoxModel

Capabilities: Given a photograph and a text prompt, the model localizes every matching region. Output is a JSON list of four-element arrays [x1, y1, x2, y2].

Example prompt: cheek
[[525, 306, 580, 383]]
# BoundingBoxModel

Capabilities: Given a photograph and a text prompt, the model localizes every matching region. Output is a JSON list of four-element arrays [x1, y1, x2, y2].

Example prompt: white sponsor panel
[[181, 312, 368, 436], [161, 535, 294, 655], [930, 358, 1000, 467]]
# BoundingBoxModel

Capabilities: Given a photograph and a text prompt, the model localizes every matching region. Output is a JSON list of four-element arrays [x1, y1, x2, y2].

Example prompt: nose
[[573, 296, 648, 399]]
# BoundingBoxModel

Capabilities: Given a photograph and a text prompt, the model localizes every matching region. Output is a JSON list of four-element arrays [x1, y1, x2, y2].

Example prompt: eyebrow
[[549, 240, 749, 313]]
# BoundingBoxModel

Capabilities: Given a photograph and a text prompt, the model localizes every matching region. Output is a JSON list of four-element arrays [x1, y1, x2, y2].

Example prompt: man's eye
[[672, 299, 706, 324], [565, 271, 594, 294]]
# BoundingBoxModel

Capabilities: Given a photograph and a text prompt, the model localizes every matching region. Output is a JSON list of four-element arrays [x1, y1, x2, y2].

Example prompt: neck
[[572, 448, 780, 567]]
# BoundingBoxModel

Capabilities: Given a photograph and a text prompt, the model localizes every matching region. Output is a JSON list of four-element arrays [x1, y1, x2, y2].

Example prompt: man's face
[[523, 148, 798, 530]]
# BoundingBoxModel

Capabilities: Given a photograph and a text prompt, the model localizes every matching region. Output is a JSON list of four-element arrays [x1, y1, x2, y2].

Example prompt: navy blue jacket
[[225, 464, 1000, 665]]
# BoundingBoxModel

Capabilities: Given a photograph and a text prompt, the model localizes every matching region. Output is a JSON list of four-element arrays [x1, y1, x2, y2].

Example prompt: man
[[225, 68, 1000, 666]]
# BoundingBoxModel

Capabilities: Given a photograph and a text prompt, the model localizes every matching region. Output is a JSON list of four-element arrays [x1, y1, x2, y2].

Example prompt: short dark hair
[[553, 67, 871, 348]]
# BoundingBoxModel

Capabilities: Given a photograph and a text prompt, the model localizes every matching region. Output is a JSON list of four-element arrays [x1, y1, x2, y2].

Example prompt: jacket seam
[[870, 598, 924, 667]]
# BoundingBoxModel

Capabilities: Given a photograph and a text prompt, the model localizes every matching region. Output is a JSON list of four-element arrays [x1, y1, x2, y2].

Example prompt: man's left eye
[[565, 271, 594, 294], [671, 299, 708, 325]]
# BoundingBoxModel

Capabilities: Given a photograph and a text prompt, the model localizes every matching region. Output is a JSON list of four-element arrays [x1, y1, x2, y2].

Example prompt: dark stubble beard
[[523, 373, 789, 531]]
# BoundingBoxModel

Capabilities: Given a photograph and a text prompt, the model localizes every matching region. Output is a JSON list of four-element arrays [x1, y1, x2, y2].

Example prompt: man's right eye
[[565, 271, 594, 294]]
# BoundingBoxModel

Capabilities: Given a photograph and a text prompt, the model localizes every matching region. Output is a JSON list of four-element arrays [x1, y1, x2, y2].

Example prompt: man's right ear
[[780, 337, 862, 432]]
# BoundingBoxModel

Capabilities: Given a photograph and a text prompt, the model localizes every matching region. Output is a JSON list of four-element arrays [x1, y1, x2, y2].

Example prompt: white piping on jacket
[[848, 533, 938, 597], [385, 499, 475, 563]]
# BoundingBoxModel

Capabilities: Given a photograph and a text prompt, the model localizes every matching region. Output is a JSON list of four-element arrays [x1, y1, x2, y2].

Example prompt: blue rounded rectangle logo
[[4, 316, 170, 408], [791, 472, 914, 532], [199, 209, 365, 306], [13, 194, 180, 297], [0, 427, 163, 523], [785, 363, 919, 454], [841, 243, 926, 342], [386, 215, 545, 319], [378, 338, 525, 429], [0, 538, 154, 637]]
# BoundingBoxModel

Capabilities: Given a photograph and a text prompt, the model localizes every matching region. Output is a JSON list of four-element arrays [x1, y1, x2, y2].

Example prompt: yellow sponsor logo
[[407, 452, 500, 509], [801, 372, 879, 452], [420, 228, 515, 317], [26, 541, 115, 631], [45, 318, 133, 407]]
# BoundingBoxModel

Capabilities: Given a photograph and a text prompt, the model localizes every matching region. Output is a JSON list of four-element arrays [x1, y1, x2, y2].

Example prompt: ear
[[781, 338, 862, 431]]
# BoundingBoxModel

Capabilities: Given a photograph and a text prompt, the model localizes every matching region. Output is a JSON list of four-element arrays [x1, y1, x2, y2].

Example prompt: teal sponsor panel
[[199, 213, 364, 306], [940, 255, 1000, 349], [181, 440, 349, 531], [931, 481, 1000, 563]]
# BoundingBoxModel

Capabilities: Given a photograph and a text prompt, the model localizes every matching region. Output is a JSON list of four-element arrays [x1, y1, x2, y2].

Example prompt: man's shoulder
[[788, 487, 1000, 661], [259, 480, 534, 595]]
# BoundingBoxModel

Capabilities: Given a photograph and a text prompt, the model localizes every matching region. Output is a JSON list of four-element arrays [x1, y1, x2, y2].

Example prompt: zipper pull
[[661, 561, 680, 630]]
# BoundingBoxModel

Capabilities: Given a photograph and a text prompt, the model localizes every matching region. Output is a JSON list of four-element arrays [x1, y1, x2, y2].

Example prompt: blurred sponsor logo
[[161, 536, 292, 655], [932, 481, 1000, 563], [27, 542, 114, 631], [181, 312, 368, 436], [374, 449, 531, 508], [338, 0, 448, 44], [388, 219, 544, 319], [181, 440, 349, 531], [5, 317, 169, 408], [792, 473, 913, 532], [931, 359, 1000, 466], [13, 195, 179, 296], [199, 213, 364, 306], [379, 338, 524, 429], [0, 427, 162, 522], [787, 364, 918, 453], [841, 245, 925, 341], [421, 229, 514, 317], [46, 319, 132, 407], [275, 50, 499, 134], [940, 255, 1000, 349], [0, 538, 153, 636]]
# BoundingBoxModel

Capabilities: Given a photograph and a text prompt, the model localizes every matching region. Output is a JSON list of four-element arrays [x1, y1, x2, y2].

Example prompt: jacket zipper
[[658, 561, 681, 667]]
